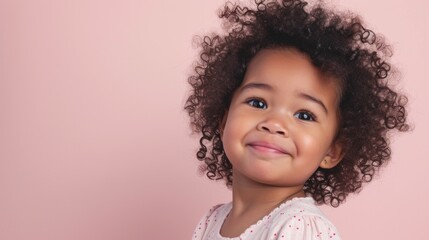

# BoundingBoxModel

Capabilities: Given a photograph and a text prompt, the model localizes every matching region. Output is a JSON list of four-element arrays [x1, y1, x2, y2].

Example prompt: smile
[[247, 141, 289, 155]]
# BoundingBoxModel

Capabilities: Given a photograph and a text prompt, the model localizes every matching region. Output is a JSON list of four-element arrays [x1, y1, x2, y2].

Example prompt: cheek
[[222, 116, 240, 151], [297, 131, 330, 157], [223, 118, 243, 145], [222, 112, 254, 158], [223, 111, 251, 138], [222, 128, 241, 165]]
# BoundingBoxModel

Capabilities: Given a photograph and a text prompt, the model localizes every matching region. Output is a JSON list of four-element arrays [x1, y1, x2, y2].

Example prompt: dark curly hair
[[184, 0, 409, 207]]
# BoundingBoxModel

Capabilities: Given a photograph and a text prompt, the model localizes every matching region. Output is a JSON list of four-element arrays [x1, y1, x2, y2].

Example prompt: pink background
[[0, 0, 427, 239]]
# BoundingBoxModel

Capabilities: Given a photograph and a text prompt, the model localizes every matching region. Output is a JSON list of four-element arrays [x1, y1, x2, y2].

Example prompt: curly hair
[[184, 0, 409, 207]]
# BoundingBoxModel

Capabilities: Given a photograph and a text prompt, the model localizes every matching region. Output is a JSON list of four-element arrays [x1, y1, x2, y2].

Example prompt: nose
[[256, 118, 288, 137]]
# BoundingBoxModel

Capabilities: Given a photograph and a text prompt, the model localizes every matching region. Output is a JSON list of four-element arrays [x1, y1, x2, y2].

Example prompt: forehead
[[246, 48, 324, 83], [242, 48, 340, 105]]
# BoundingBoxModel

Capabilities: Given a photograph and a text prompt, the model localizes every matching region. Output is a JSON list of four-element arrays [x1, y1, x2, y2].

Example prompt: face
[[221, 48, 343, 188]]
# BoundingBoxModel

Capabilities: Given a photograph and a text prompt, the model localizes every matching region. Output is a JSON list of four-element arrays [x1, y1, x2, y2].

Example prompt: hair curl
[[185, 0, 409, 207]]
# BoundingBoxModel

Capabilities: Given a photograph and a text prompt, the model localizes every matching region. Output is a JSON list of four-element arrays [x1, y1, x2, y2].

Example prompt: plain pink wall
[[0, 0, 427, 239]]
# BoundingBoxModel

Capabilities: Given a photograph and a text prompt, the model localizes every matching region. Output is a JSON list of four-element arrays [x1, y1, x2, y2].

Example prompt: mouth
[[247, 141, 289, 155]]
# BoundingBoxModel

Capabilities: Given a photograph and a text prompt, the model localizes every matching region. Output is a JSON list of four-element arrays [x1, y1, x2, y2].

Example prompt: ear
[[319, 141, 345, 169], [218, 110, 229, 139]]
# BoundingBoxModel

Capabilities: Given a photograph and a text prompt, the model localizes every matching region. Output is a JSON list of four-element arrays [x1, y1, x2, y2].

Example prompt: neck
[[230, 170, 306, 215]]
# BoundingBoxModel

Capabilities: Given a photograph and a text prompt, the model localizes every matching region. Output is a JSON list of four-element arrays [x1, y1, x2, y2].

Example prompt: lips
[[247, 141, 289, 155]]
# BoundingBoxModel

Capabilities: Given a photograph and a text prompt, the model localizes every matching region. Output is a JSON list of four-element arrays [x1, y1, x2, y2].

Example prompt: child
[[185, 0, 409, 239]]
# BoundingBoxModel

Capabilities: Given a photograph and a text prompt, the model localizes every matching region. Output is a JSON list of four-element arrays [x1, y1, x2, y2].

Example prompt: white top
[[192, 197, 341, 240]]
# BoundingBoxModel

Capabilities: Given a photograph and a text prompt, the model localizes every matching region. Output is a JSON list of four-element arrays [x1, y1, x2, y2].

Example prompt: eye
[[246, 98, 267, 109], [294, 111, 316, 121]]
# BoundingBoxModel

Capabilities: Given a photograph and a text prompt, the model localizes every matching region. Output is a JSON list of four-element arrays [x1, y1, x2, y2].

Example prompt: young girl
[[185, 0, 409, 239]]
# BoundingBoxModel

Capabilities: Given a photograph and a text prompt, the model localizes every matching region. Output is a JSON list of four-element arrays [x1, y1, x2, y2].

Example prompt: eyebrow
[[239, 82, 273, 92], [298, 92, 328, 114]]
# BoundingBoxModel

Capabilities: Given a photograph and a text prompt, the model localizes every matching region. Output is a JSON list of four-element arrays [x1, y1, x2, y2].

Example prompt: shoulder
[[192, 203, 231, 240], [268, 197, 341, 240], [201, 202, 231, 221]]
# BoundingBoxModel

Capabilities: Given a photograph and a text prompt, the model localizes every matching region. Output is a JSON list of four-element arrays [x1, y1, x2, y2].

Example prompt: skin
[[219, 48, 344, 237]]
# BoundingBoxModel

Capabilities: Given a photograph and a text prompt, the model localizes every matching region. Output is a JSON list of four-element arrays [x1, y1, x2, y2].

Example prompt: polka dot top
[[192, 197, 340, 240]]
